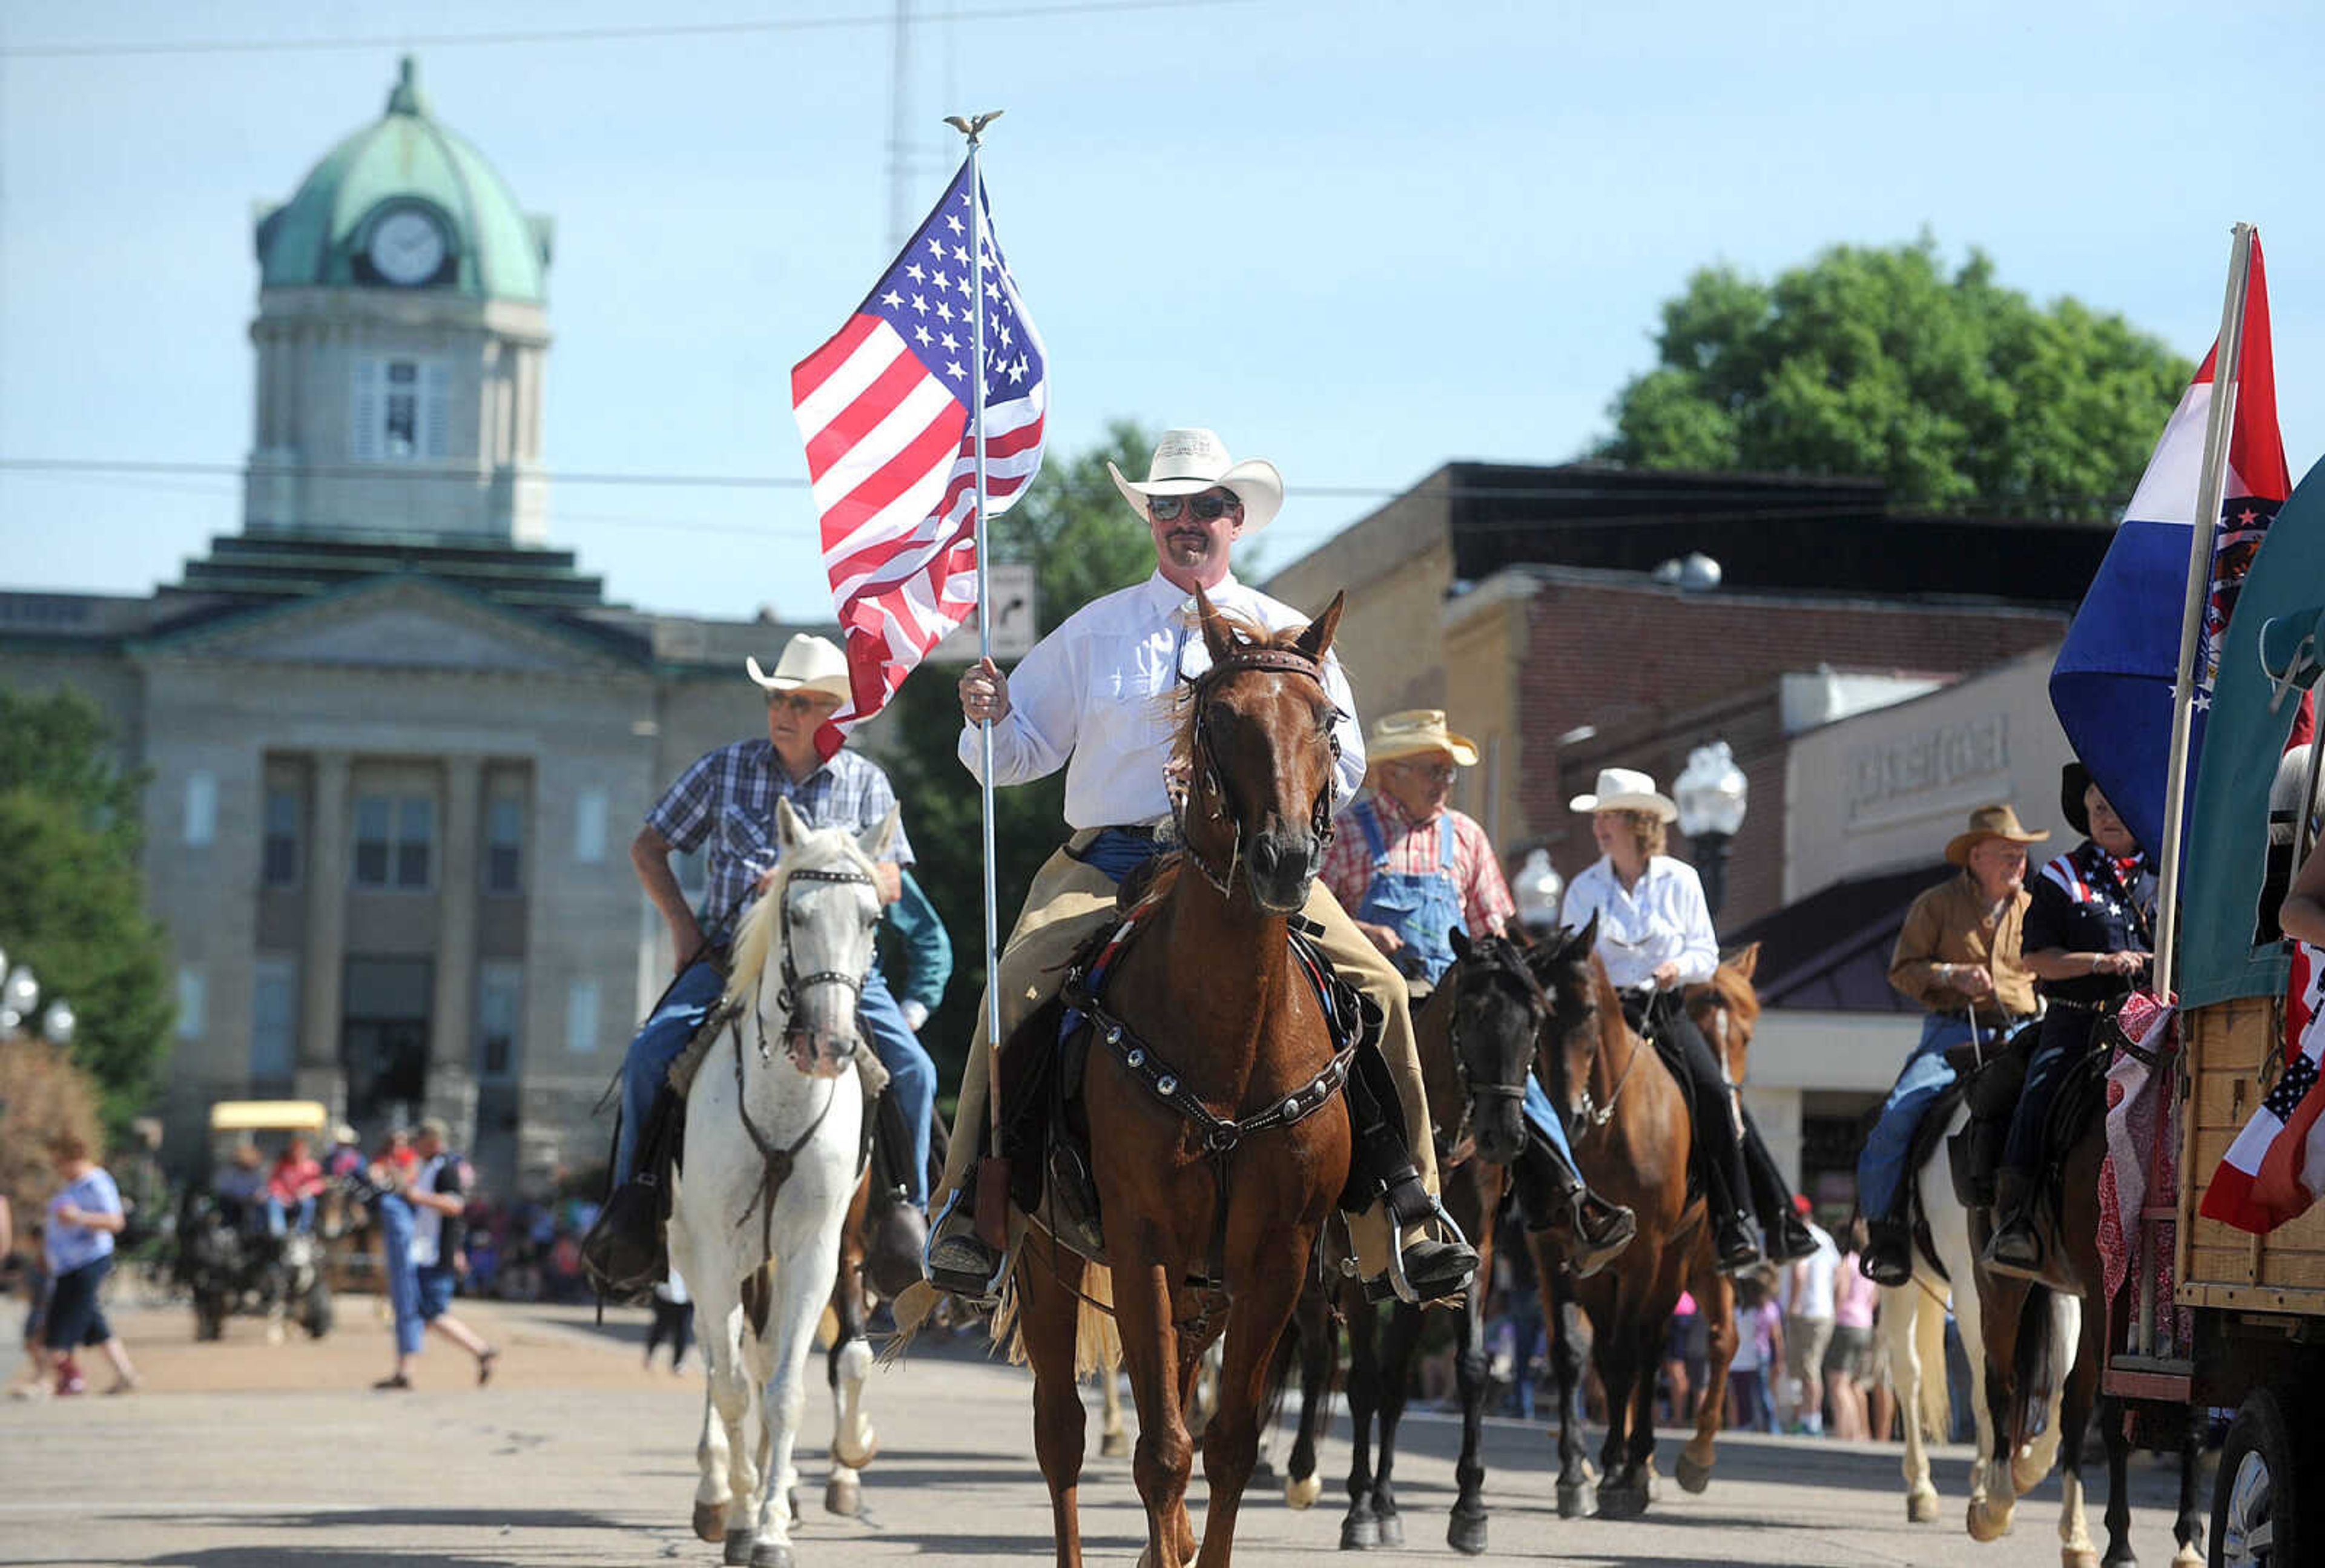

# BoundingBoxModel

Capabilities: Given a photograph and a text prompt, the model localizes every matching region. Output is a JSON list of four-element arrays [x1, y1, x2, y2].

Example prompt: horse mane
[[722, 824, 878, 1010], [1165, 608, 1322, 771], [1700, 952, 1761, 1030]]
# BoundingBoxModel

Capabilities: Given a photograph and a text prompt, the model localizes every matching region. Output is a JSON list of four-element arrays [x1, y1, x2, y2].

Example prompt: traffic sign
[[929, 561, 1038, 663]]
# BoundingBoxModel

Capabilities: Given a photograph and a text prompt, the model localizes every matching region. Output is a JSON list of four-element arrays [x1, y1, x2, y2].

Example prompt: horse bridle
[[763, 864, 878, 1067], [1443, 938, 1551, 1155], [1175, 646, 1342, 898]]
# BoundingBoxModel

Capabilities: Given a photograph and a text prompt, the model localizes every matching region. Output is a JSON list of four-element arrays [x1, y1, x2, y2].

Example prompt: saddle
[[998, 855, 1377, 1281]]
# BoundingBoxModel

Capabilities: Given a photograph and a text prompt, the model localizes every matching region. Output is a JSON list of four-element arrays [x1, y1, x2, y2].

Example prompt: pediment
[[147, 578, 633, 674]]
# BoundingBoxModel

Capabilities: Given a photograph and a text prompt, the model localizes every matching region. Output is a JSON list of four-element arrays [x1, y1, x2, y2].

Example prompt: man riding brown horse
[[922, 426, 1475, 1306]]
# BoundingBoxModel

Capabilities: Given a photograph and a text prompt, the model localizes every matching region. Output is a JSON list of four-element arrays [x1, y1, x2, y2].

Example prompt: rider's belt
[[2043, 997, 2108, 1015]]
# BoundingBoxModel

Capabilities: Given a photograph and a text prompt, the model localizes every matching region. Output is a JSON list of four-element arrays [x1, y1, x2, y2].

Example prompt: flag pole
[[2155, 222, 2256, 999], [946, 108, 1013, 1247]]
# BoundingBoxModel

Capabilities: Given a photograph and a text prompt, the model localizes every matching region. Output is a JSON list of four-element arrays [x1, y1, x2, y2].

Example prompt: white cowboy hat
[[1569, 766, 1679, 823], [1106, 427, 1284, 533], [1367, 709, 1480, 768], [745, 633, 852, 700]]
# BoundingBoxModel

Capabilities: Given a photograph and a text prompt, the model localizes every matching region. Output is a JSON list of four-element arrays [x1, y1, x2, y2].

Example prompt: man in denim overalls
[[1322, 710, 1636, 1276]]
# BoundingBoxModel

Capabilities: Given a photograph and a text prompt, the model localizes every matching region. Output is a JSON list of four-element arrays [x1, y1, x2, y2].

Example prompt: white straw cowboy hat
[[1569, 766, 1679, 824], [1107, 427, 1284, 533], [1944, 802, 2049, 866], [1367, 710, 1480, 768], [745, 633, 852, 700]]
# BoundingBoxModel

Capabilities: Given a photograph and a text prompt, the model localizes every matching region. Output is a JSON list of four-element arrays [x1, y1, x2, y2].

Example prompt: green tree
[[879, 421, 1157, 1096], [1596, 239, 2193, 515], [0, 686, 174, 1127]]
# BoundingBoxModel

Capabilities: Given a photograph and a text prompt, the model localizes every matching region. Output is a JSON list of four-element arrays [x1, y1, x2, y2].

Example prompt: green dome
[[256, 58, 551, 302]]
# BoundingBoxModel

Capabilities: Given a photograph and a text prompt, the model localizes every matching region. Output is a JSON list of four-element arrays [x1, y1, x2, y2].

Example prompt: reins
[[728, 860, 877, 1263], [1572, 986, 1651, 1137]]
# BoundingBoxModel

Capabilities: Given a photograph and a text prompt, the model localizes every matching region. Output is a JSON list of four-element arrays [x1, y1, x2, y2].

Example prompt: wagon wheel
[[2214, 1387, 2317, 1567]]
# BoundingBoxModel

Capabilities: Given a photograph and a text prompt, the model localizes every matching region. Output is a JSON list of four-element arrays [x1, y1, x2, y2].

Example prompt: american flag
[[790, 155, 1047, 754]]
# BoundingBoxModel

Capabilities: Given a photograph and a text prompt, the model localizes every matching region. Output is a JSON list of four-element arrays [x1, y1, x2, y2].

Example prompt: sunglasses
[[1392, 760, 1457, 783], [1150, 493, 1242, 523], [767, 691, 837, 716]]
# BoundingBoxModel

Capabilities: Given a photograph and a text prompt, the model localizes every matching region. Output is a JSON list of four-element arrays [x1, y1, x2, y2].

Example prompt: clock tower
[[245, 58, 554, 544]]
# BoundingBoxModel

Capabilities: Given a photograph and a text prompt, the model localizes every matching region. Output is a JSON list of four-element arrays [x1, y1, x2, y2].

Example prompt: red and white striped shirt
[[1321, 791, 1515, 937]]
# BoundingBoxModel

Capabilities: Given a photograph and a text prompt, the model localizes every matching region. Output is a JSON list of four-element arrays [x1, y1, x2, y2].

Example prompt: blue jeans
[[615, 963, 934, 1211], [1522, 1074, 1580, 1167], [2004, 1009, 2100, 1176], [263, 1194, 315, 1238], [1856, 1013, 1975, 1224], [378, 1191, 423, 1357]]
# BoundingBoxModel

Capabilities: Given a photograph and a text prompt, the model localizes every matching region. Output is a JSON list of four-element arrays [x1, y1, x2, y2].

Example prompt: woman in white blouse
[[1561, 768, 1815, 1275]]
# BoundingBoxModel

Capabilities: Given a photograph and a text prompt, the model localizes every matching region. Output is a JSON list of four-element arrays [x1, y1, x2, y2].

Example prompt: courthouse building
[[1, 61, 848, 1191]]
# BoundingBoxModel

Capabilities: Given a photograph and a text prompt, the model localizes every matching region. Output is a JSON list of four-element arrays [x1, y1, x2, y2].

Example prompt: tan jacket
[[1888, 872, 2036, 1021]]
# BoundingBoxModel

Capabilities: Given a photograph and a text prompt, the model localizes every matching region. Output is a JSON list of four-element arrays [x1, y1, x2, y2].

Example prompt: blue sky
[[3, 0, 2321, 622]]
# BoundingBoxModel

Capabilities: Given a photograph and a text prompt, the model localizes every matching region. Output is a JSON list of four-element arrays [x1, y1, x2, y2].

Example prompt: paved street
[[0, 1296, 2206, 1566]]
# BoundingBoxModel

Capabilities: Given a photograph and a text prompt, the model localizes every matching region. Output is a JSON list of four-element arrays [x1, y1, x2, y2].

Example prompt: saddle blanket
[[2097, 991, 2187, 1355]]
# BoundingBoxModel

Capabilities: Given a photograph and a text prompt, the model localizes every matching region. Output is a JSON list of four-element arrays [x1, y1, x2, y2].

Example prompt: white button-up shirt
[[1559, 854, 1720, 992], [958, 570, 1366, 831]]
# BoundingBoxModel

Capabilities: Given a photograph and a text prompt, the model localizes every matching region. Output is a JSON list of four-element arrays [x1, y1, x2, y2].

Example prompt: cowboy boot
[[1514, 1130, 1636, 1279], [1982, 1169, 2045, 1280], [1697, 1155, 1762, 1277], [1859, 1217, 1915, 1288], [922, 1187, 1003, 1301]]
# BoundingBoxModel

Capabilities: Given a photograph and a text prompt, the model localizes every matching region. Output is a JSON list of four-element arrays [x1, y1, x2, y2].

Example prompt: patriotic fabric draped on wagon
[[2203, 941, 2325, 1233], [790, 155, 1048, 755]]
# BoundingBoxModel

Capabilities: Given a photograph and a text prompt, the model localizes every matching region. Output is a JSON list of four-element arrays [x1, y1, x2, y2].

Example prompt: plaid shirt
[[647, 741, 914, 942], [1321, 792, 1515, 936]]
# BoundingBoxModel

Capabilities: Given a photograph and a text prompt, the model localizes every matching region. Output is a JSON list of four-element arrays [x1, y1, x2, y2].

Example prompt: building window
[[183, 771, 217, 847], [251, 957, 297, 1081], [486, 797, 524, 894], [263, 786, 300, 888], [565, 979, 599, 1055], [176, 964, 207, 1041], [478, 962, 522, 1081], [573, 787, 608, 865], [351, 357, 450, 464], [354, 792, 434, 889]]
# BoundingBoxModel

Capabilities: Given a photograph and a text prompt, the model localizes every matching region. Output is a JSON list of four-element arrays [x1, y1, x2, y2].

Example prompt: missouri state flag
[[2050, 230, 2292, 861], [2203, 940, 2325, 1232], [790, 155, 1048, 756]]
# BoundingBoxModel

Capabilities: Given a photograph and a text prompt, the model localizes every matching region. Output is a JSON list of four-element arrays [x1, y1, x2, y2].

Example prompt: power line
[[0, 0, 1250, 59]]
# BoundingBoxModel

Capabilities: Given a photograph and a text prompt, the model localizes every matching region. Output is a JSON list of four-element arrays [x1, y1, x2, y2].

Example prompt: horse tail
[[2008, 1283, 2062, 1456], [1073, 1262, 1119, 1379]]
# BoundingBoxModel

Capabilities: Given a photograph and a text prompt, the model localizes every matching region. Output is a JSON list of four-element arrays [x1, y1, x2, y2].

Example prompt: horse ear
[[859, 803, 901, 865], [1729, 941, 1760, 982], [776, 797, 805, 852], [1449, 924, 1472, 961], [1569, 912, 1600, 964], [1291, 591, 1345, 664], [1195, 582, 1237, 667]]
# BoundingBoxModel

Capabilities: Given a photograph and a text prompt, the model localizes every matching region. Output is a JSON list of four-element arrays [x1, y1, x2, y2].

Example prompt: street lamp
[[1676, 740, 1749, 919], [1, 963, 39, 1036], [42, 999, 76, 1047], [1512, 847, 1565, 935]]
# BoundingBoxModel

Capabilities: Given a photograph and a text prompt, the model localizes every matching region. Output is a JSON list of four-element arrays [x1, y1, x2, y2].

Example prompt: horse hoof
[[1597, 1483, 1648, 1521], [1375, 1512, 1402, 1549], [2064, 1547, 2100, 1568], [2170, 1545, 2204, 1568], [1285, 1472, 1323, 1510], [1446, 1509, 1488, 1556], [1675, 1450, 1712, 1495], [825, 1472, 860, 1517], [1556, 1481, 1588, 1519], [694, 1500, 728, 1544], [1340, 1513, 1380, 1550], [723, 1529, 754, 1566], [749, 1546, 794, 1568], [1907, 1484, 1941, 1524], [1967, 1499, 2013, 1543], [1100, 1430, 1130, 1460]]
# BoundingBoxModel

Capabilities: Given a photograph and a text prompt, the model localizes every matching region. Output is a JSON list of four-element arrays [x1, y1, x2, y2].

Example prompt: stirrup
[[922, 1188, 1007, 1303], [1982, 1217, 2045, 1282], [1373, 1193, 1476, 1305]]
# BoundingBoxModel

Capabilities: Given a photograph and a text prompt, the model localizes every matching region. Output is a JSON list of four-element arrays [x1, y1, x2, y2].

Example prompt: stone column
[[295, 751, 349, 1113], [429, 755, 482, 1147]]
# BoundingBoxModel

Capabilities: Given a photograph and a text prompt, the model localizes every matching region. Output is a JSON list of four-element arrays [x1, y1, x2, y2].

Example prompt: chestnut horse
[[1009, 590, 1357, 1568], [1527, 921, 1741, 1518]]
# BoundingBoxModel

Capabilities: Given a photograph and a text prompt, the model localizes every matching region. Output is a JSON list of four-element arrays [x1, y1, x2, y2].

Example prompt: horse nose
[[1247, 827, 1318, 909]]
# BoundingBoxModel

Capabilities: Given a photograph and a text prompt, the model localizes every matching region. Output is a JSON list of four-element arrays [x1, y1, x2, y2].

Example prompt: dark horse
[[1968, 1060, 2205, 1568], [1274, 929, 1548, 1555], [1528, 920, 1743, 1518], [1010, 588, 1357, 1568]]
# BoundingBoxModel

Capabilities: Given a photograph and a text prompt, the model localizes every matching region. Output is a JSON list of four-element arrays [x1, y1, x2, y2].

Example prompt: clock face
[[368, 209, 447, 286]]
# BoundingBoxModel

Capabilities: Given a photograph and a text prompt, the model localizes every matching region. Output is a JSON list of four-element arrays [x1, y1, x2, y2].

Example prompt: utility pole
[[886, 0, 916, 252]]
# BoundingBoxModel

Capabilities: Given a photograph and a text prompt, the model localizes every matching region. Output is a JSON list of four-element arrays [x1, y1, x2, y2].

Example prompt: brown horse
[[1527, 920, 1741, 1518], [1010, 589, 1357, 1568]]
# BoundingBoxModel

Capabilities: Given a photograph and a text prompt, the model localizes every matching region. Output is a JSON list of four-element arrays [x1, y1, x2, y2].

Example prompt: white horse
[[1882, 1099, 2084, 1556], [671, 800, 894, 1568]]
